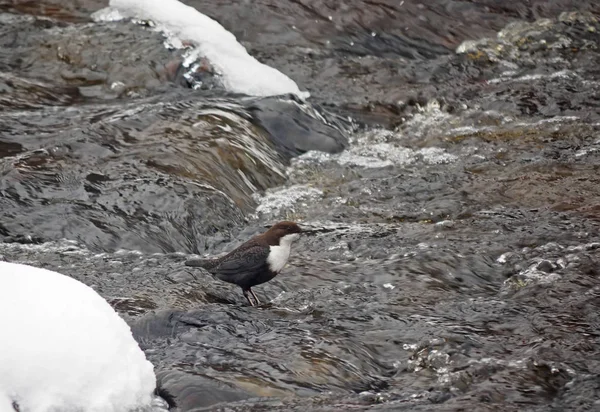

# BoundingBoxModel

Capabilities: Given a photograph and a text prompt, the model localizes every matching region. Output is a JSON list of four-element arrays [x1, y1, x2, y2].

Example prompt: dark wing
[[184, 238, 264, 271], [184, 258, 221, 271], [211, 245, 270, 287]]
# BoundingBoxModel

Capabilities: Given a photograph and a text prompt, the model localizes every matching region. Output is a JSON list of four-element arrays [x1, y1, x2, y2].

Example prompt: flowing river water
[[1, 1, 600, 411]]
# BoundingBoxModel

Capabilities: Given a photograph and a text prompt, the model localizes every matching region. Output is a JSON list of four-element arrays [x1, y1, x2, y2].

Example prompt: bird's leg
[[242, 289, 255, 307], [249, 288, 261, 306]]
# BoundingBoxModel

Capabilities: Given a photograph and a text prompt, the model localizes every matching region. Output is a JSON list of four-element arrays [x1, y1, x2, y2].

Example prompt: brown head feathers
[[261, 221, 302, 246]]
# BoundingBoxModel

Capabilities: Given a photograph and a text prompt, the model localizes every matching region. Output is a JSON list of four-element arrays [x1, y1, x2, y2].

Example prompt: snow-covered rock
[[93, 0, 309, 99], [0, 262, 156, 412]]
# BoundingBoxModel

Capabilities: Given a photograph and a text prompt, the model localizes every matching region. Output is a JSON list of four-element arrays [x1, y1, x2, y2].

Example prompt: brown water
[[1, 1, 599, 411]]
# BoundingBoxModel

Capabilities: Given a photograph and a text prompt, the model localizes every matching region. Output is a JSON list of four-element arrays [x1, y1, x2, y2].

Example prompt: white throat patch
[[267, 233, 300, 273]]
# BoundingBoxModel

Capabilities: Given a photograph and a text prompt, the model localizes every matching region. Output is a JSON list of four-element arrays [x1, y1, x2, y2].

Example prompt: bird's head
[[264, 221, 302, 246]]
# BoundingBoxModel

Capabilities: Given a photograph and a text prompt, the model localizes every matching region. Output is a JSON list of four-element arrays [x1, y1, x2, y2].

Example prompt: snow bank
[[0, 262, 156, 412], [94, 0, 309, 99]]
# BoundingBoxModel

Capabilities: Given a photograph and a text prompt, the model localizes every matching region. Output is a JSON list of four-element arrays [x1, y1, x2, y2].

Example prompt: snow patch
[[93, 0, 308, 99], [0, 262, 156, 412]]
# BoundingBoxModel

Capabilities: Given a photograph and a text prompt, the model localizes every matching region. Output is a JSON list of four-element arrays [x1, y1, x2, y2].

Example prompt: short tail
[[184, 258, 209, 267], [184, 258, 222, 273]]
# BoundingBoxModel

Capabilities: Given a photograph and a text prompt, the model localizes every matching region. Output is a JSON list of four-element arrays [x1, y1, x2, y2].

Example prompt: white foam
[[0, 262, 156, 412], [314, 144, 456, 168], [403, 100, 455, 139], [488, 69, 576, 85], [0, 239, 89, 255], [253, 184, 323, 216], [418, 147, 458, 164], [93, 0, 308, 99], [496, 252, 514, 264], [296, 128, 457, 169]]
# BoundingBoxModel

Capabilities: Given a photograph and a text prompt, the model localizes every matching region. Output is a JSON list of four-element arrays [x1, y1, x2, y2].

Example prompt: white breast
[[267, 233, 300, 272]]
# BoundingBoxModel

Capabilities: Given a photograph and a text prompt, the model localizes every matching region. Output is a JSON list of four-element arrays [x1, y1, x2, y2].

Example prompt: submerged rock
[[2, 3, 600, 412], [156, 370, 252, 411]]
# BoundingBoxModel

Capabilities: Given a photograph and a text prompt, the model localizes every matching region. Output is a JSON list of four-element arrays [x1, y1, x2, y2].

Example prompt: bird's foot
[[249, 288, 261, 306], [242, 289, 255, 307]]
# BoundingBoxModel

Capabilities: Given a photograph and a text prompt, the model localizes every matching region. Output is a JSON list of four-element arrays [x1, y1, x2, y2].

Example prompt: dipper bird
[[184, 221, 302, 306]]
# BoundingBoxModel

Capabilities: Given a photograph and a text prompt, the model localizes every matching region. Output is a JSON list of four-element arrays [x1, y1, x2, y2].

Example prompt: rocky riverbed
[[1, 1, 599, 411]]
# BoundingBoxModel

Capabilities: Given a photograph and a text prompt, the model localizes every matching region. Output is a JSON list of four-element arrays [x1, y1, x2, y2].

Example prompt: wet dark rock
[[156, 370, 252, 410], [0, 0, 105, 23], [332, 30, 450, 59], [0, 141, 24, 158], [0, 13, 182, 100], [247, 97, 350, 156], [170, 55, 222, 91], [536, 259, 556, 273], [166, 270, 199, 284]]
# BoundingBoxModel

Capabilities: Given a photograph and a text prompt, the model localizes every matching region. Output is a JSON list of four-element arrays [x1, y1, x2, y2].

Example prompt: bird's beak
[[297, 227, 338, 236]]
